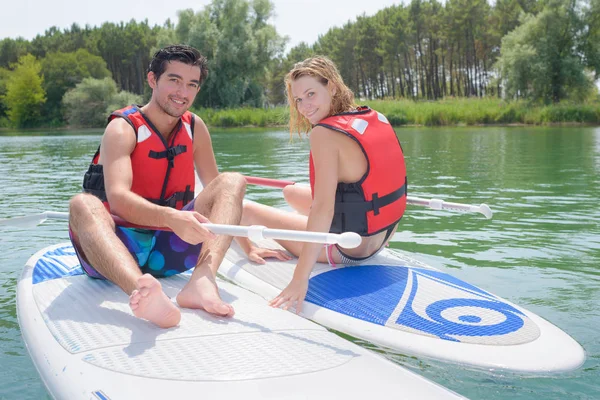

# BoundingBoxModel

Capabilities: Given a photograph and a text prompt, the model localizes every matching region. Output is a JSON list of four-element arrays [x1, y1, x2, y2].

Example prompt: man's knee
[[69, 193, 108, 224], [70, 193, 96, 214], [216, 172, 246, 195]]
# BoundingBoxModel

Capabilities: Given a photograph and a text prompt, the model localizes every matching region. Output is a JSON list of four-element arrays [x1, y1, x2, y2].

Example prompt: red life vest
[[82, 105, 195, 211], [309, 107, 407, 236]]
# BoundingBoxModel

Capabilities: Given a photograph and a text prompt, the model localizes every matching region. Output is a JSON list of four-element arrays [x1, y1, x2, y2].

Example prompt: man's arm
[[192, 115, 219, 186], [99, 117, 159, 223]]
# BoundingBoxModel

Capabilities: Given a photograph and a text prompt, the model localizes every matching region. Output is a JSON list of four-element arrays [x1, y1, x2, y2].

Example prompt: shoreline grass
[[192, 106, 290, 128], [3, 98, 599, 132], [194, 98, 600, 128], [368, 98, 600, 126]]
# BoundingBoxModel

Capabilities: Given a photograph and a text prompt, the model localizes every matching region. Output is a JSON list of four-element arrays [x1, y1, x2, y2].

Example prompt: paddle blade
[[480, 204, 493, 219], [0, 213, 49, 228]]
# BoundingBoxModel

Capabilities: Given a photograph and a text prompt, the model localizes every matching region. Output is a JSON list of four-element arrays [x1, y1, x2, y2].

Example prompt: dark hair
[[148, 44, 209, 86]]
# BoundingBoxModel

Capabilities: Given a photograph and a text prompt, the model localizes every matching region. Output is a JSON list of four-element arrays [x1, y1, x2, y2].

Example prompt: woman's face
[[291, 75, 335, 124]]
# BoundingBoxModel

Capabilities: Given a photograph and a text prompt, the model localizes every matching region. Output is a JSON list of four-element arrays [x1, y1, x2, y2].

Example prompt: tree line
[[0, 0, 598, 128]]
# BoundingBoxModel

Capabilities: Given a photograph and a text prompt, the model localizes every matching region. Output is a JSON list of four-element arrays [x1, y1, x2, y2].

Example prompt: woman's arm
[[294, 126, 340, 277], [269, 126, 341, 312]]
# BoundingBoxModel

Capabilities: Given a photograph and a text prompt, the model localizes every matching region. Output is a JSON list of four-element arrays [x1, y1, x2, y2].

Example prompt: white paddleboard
[[220, 239, 586, 373], [17, 242, 466, 400]]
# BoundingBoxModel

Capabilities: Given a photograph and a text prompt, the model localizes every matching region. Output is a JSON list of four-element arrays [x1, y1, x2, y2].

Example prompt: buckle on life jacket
[[334, 182, 407, 215], [371, 183, 406, 216], [149, 145, 188, 167]]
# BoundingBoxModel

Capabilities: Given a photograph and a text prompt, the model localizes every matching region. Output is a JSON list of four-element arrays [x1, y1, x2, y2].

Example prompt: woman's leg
[[241, 201, 308, 257], [283, 184, 312, 216], [242, 197, 388, 265]]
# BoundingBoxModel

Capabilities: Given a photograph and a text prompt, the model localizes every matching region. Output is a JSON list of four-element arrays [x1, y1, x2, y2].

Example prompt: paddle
[[0, 211, 362, 248], [245, 175, 493, 219]]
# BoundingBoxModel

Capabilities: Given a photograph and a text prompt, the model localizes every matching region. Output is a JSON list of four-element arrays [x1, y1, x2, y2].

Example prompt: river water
[[0, 126, 598, 399]]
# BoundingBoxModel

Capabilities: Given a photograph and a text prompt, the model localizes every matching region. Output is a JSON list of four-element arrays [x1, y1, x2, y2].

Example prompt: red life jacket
[[309, 107, 407, 236], [82, 105, 195, 211]]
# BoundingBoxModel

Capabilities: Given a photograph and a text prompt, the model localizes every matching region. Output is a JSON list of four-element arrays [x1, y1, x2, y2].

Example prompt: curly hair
[[285, 56, 357, 136]]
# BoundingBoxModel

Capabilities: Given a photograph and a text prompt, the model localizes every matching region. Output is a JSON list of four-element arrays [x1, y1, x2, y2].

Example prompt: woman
[[239, 56, 407, 313]]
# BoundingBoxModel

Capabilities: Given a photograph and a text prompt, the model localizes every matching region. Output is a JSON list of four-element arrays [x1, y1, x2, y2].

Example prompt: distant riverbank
[[196, 98, 600, 128], [2, 98, 599, 132]]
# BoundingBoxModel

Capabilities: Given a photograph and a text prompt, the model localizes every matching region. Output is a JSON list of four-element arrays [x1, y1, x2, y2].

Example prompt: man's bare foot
[[129, 274, 181, 328], [176, 272, 234, 317]]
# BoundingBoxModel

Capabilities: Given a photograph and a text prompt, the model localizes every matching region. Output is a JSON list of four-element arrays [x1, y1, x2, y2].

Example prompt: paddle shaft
[[245, 175, 493, 219], [0, 211, 361, 248]]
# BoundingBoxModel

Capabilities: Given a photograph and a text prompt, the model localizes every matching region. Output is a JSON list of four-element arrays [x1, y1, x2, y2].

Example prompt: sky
[[0, 0, 402, 52]]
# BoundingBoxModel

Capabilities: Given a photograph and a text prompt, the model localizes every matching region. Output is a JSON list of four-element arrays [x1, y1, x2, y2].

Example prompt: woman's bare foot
[[176, 270, 234, 317], [129, 274, 181, 328]]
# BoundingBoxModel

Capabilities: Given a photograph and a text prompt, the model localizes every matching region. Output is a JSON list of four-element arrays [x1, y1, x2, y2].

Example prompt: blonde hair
[[285, 56, 357, 136]]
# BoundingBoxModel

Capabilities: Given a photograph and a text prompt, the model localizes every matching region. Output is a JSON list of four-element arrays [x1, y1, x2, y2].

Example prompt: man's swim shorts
[[69, 199, 202, 279]]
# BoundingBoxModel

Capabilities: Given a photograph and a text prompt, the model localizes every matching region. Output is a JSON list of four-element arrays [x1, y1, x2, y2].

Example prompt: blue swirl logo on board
[[306, 265, 540, 345], [33, 244, 83, 284], [395, 268, 533, 342]]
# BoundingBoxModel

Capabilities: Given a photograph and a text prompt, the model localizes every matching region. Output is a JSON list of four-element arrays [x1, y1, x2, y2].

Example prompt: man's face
[[148, 61, 202, 118]]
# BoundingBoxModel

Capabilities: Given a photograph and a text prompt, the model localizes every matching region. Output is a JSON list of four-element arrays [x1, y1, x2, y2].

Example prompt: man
[[68, 45, 246, 329]]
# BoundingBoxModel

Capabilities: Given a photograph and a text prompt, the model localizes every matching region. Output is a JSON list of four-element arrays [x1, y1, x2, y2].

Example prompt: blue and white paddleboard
[[17, 243, 466, 400], [221, 239, 586, 374]]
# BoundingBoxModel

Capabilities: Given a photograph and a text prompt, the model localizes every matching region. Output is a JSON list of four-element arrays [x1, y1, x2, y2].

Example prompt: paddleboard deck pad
[[221, 240, 585, 373], [17, 243, 466, 400]]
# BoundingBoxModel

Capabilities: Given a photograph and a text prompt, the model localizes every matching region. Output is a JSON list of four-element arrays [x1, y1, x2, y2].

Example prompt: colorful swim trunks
[[70, 199, 202, 279]]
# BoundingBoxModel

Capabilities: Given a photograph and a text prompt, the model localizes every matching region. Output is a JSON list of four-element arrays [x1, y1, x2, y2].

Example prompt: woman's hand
[[247, 246, 292, 264], [269, 277, 309, 314]]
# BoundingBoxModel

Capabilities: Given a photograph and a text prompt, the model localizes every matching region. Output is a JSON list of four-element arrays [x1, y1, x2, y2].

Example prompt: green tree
[[105, 90, 143, 115], [266, 42, 315, 105], [315, 23, 359, 96], [355, 15, 385, 99], [490, 0, 525, 37], [3, 54, 46, 128], [177, 0, 286, 108], [155, 18, 178, 51], [378, 5, 409, 98], [63, 77, 140, 127], [41, 49, 111, 124], [583, 0, 600, 78], [496, 0, 592, 103], [0, 68, 10, 125], [90, 20, 160, 94], [0, 38, 30, 69], [29, 24, 95, 59]]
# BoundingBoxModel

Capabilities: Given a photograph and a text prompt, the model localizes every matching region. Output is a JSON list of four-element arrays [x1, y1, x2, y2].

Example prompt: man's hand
[[167, 210, 216, 244]]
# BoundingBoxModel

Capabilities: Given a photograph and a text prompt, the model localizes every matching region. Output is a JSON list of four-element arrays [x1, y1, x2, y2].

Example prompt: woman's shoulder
[[310, 124, 334, 138]]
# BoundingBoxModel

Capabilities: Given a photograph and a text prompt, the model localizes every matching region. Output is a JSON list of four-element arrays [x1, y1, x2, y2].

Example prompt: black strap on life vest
[[148, 145, 187, 168], [146, 185, 195, 208], [334, 178, 407, 215], [83, 166, 194, 209], [150, 144, 189, 207]]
